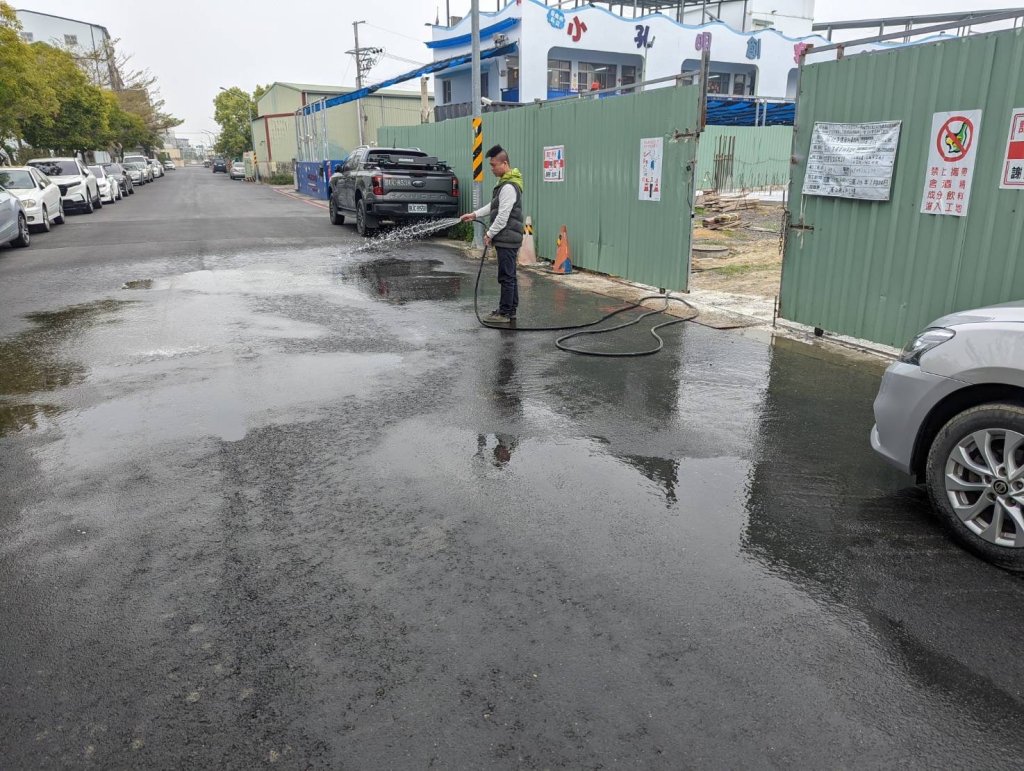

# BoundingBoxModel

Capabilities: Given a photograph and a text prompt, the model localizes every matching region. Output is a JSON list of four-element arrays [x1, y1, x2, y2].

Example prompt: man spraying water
[[460, 145, 524, 326]]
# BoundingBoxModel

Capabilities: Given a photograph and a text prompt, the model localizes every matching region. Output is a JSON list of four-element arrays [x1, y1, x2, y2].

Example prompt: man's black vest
[[489, 181, 524, 249]]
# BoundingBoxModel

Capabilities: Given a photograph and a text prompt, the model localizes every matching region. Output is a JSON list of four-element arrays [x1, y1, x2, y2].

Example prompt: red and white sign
[[1000, 108, 1024, 189], [921, 110, 982, 217], [543, 145, 565, 182]]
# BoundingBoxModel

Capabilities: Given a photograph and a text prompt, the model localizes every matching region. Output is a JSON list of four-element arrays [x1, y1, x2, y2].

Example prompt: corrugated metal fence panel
[[781, 29, 1024, 347], [381, 85, 701, 291], [694, 126, 793, 191]]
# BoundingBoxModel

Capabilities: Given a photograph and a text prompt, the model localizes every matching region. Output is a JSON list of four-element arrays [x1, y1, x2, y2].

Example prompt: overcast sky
[[19, 0, 1019, 143]]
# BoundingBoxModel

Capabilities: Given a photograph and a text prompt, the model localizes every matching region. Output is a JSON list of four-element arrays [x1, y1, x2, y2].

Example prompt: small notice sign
[[803, 121, 901, 201], [639, 137, 662, 202], [1000, 108, 1024, 189], [543, 145, 565, 182], [921, 109, 982, 217]]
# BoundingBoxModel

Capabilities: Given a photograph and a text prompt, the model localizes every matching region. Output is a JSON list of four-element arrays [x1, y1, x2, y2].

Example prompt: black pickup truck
[[328, 147, 460, 237]]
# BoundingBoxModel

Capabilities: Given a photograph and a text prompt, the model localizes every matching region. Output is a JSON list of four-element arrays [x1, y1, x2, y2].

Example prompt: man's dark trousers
[[496, 247, 519, 317]]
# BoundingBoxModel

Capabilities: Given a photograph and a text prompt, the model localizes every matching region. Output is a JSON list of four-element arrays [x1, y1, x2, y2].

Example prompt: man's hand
[[460, 212, 476, 223], [484, 234, 492, 247]]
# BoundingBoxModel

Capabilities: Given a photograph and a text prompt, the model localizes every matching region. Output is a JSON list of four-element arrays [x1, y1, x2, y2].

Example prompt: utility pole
[[470, 0, 483, 247], [353, 20, 366, 146]]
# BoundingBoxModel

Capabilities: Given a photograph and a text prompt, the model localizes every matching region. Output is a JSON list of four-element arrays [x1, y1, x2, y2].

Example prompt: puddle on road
[[0, 299, 129, 436], [341, 257, 465, 303], [121, 279, 153, 290]]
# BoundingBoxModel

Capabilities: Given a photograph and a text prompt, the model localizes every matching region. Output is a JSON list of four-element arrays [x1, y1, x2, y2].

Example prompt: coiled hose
[[473, 246, 699, 357]]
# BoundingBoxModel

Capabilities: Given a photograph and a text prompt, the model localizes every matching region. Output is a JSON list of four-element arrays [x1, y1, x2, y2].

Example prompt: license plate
[[407, 204, 428, 213]]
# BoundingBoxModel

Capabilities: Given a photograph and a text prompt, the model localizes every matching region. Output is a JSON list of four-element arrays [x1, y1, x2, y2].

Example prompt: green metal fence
[[781, 28, 1024, 347], [694, 126, 792, 191], [380, 85, 701, 291]]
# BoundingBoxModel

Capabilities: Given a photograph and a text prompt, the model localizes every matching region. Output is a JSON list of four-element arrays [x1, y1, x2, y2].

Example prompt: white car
[[229, 161, 246, 180], [88, 165, 121, 204], [162, 160, 176, 171], [0, 166, 64, 231], [148, 159, 164, 178], [0, 185, 31, 248], [872, 301, 1024, 570], [26, 157, 101, 214]]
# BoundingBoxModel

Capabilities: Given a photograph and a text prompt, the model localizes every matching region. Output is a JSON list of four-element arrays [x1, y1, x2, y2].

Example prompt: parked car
[[123, 161, 149, 185], [88, 165, 121, 204], [148, 159, 164, 178], [203, 159, 211, 168], [0, 185, 31, 248], [0, 167, 64, 231], [26, 157, 101, 214], [101, 162, 134, 196], [872, 301, 1024, 570], [163, 159, 176, 171], [212, 157, 227, 173], [328, 146, 460, 237], [229, 161, 246, 180]]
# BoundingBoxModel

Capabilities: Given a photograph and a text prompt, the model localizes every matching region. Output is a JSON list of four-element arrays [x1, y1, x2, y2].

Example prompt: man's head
[[486, 144, 510, 177]]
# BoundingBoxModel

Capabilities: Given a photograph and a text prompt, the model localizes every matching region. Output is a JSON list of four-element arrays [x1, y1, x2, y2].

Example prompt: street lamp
[[219, 86, 260, 183]]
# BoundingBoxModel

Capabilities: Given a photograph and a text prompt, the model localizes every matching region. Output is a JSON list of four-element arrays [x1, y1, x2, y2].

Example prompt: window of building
[[64, 34, 78, 46], [621, 65, 638, 86], [21, 31, 33, 42], [732, 72, 755, 96], [441, 79, 452, 103], [752, 19, 774, 30], [480, 72, 489, 98], [706, 71, 729, 95], [506, 56, 519, 89], [547, 59, 571, 93]]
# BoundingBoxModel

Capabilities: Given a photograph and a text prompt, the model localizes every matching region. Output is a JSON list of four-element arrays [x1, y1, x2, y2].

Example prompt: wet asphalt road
[[2, 167, 1024, 768]]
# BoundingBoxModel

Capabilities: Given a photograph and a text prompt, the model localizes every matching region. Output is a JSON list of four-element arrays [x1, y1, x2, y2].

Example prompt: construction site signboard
[[639, 136, 663, 201], [802, 121, 901, 201], [1000, 108, 1024, 189], [543, 145, 565, 182], [920, 109, 982, 216]]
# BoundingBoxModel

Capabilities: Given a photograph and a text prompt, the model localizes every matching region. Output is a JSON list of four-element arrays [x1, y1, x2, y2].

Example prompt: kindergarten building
[[427, 0, 948, 117]]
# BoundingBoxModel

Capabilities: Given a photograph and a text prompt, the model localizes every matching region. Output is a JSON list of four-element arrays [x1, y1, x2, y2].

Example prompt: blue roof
[[302, 43, 517, 116], [706, 99, 794, 126]]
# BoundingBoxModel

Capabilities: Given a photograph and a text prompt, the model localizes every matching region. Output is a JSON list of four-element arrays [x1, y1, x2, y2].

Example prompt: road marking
[[271, 187, 329, 210]]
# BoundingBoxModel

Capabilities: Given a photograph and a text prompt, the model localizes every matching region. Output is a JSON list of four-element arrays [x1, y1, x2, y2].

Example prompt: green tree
[[213, 86, 265, 159], [20, 44, 109, 157], [0, 2, 58, 143]]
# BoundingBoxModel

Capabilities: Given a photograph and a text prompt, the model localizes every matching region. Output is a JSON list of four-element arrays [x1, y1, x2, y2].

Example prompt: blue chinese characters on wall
[[746, 37, 761, 60], [634, 24, 655, 49]]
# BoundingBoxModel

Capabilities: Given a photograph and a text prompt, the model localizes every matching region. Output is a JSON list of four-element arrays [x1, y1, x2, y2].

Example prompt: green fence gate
[[380, 85, 701, 291], [781, 28, 1024, 348]]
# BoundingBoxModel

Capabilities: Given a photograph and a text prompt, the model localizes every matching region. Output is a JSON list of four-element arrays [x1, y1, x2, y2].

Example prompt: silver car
[[872, 301, 1024, 570], [0, 185, 31, 248]]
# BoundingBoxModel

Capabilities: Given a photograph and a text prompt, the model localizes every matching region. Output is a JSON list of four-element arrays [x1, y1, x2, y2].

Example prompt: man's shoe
[[484, 311, 513, 325]]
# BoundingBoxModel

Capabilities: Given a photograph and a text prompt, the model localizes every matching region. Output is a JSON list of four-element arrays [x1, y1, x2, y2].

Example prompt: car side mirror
[[39, 182, 46, 190]]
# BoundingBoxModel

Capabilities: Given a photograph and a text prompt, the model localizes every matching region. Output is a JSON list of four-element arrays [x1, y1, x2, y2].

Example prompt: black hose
[[473, 246, 698, 357]]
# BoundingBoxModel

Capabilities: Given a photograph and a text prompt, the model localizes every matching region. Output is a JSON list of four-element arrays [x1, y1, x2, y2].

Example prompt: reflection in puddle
[[476, 433, 518, 468], [344, 258, 464, 303], [0, 299, 128, 436], [121, 279, 153, 290]]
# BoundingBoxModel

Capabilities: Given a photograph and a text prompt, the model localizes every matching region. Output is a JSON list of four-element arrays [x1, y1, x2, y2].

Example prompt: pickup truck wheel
[[329, 197, 344, 225], [356, 199, 376, 237]]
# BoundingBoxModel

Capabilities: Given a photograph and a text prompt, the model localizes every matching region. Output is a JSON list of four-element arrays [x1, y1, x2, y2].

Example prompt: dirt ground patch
[[690, 201, 784, 298]]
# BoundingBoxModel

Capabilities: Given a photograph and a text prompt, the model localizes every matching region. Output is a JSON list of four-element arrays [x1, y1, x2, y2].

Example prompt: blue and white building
[[427, 0, 941, 116]]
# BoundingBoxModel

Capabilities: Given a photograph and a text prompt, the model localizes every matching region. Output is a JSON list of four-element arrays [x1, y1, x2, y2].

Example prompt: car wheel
[[84, 195, 94, 214], [329, 197, 345, 225], [926, 403, 1024, 571], [54, 200, 65, 225], [356, 199, 376, 237], [11, 213, 30, 247], [34, 205, 51, 232], [94, 191, 102, 209]]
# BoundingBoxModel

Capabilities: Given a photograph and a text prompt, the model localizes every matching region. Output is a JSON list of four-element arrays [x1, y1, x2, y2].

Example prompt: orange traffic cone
[[552, 225, 572, 274], [518, 216, 538, 265]]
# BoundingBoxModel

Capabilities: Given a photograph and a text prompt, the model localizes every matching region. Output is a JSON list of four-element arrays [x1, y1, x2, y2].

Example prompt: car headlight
[[898, 327, 955, 365], [65, 182, 80, 191], [22, 198, 37, 208]]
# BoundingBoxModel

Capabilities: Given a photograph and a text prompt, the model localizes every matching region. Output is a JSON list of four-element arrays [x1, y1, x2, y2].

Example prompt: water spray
[[354, 218, 462, 253]]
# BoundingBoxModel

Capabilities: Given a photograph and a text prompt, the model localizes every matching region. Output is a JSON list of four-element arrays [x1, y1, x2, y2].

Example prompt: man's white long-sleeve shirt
[[472, 184, 517, 239]]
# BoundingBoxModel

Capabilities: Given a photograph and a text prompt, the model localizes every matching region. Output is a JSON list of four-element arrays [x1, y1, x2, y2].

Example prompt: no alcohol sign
[[920, 109, 982, 217]]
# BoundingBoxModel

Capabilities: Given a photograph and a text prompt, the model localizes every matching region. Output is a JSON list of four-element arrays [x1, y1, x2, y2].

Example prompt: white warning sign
[[920, 109, 982, 217]]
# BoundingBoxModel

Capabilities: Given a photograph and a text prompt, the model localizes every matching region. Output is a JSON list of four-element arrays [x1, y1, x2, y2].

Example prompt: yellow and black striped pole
[[472, 117, 484, 184]]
